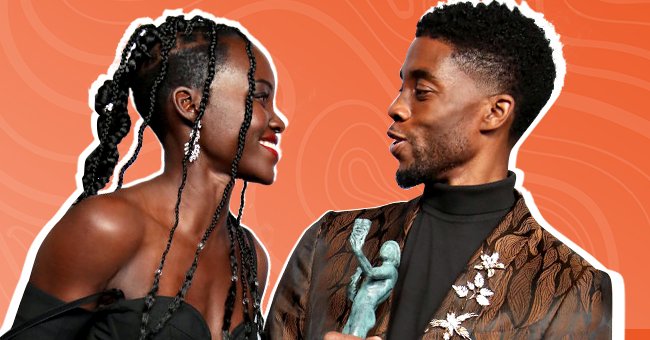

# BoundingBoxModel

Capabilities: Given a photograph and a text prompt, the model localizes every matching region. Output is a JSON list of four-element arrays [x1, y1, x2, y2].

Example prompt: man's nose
[[388, 93, 410, 122]]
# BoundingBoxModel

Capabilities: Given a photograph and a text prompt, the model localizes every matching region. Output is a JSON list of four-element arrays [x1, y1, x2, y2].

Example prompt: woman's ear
[[172, 87, 200, 124], [480, 94, 515, 132]]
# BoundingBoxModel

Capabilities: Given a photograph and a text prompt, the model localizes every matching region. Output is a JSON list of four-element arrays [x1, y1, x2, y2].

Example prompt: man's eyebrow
[[255, 79, 274, 90], [399, 68, 440, 85], [410, 69, 438, 84]]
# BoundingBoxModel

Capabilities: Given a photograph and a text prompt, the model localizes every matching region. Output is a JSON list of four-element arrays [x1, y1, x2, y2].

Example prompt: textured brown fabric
[[265, 193, 612, 340]]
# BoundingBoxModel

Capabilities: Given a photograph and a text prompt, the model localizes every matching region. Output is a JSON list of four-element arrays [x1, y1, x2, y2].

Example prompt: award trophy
[[342, 218, 400, 338]]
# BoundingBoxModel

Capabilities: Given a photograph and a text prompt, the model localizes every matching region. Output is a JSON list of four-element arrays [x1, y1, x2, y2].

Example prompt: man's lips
[[389, 140, 406, 156], [387, 130, 407, 156]]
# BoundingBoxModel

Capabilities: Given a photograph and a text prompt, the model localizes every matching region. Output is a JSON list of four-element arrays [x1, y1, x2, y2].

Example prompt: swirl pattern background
[[0, 0, 648, 336]]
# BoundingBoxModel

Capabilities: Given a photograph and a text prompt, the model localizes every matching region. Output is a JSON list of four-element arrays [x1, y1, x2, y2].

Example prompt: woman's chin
[[257, 177, 274, 186], [240, 171, 276, 185]]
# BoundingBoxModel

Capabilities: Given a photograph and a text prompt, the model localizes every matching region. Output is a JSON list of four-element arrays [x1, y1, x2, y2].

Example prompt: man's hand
[[324, 331, 382, 340]]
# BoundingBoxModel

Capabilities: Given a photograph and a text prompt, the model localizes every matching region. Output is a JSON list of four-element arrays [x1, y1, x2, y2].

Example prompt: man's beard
[[395, 131, 470, 189]]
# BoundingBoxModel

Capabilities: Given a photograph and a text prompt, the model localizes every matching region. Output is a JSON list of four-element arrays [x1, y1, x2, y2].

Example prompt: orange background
[[1, 0, 648, 337]]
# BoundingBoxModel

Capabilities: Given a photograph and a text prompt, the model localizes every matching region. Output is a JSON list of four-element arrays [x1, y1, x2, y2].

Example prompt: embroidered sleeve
[[542, 268, 613, 339], [264, 211, 333, 340]]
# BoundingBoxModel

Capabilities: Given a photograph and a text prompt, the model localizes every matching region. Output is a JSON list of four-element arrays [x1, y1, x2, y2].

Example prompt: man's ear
[[480, 94, 515, 132], [172, 87, 200, 124]]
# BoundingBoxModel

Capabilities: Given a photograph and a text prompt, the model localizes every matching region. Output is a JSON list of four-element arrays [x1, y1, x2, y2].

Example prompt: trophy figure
[[342, 219, 401, 338]]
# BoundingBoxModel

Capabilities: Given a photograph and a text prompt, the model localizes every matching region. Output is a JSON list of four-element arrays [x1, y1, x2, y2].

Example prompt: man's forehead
[[400, 37, 454, 78]]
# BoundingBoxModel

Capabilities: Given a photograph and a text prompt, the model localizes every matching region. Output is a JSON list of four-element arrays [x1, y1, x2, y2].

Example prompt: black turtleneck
[[387, 172, 517, 340]]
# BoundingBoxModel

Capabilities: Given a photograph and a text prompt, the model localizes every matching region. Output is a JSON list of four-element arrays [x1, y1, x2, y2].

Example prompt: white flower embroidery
[[452, 272, 494, 306], [427, 251, 505, 338], [475, 288, 494, 306], [427, 312, 478, 340], [474, 252, 505, 278], [452, 284, 469, 298]]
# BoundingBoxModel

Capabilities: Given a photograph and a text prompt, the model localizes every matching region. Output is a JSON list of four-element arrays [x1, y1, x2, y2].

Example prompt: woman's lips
[[259, 140, 280, 159]]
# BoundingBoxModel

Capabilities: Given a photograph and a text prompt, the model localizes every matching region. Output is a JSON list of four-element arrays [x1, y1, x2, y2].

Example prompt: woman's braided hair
[[75, 14, 264, 339]]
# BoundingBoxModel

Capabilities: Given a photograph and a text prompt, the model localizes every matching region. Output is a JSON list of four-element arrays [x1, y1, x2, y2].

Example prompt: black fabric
[[5, 227, 260, 340], [387, 172, 517, 340], [7, 283, 95, 340]]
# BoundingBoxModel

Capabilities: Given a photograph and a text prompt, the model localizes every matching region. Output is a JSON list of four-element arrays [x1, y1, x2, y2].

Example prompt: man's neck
[[421, 171, 517, 215]]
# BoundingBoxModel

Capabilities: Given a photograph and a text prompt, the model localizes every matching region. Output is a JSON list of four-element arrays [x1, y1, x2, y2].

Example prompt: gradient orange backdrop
[[1, 0, 648, 337]]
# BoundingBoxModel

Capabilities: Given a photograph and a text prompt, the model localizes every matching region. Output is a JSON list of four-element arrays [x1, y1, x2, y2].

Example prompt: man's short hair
[[416, 1, 556, 144]]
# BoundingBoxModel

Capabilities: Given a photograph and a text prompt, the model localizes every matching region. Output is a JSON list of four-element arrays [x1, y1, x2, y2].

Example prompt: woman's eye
[[254, 93, 270, 103]]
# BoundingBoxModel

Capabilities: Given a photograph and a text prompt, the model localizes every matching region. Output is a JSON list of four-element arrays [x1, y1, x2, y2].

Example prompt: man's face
[[387, 38, 488, 188]]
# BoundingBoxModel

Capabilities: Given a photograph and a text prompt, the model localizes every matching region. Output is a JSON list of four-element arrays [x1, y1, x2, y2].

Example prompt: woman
[[3, 11, 285, 340]]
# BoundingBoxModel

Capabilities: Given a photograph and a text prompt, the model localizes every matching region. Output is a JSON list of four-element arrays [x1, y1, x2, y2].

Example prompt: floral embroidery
[[452, 272, 494, 306], [426, 312, 478, 340], [474, 252, 505, 278], [426, 251, 504, 339]]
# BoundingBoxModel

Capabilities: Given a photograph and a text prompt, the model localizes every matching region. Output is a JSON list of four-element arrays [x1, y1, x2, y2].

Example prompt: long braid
[[229, 35, 265, 338], [121, 17, 263, 339], [222, 216, 240, 333], [115, 15, 208, 189], [74, 26, 148, 203], [233, 182, 264, 338], [233, 180, 260, 338], [221, 33, 259, 336], [236, 33, 266, 337], [138, 16, 209, 340], [145, 27, 257, 339], [114, 26, 172, 189], [79, 12, 264, 339], [139, 19, 228, 339]]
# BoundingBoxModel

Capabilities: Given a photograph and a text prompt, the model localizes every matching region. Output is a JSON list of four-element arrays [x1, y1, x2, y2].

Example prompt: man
[[266, 1, 613, 339]]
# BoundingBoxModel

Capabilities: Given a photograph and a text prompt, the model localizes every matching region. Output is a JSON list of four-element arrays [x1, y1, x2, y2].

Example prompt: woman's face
[[199, 36, 287, 185]]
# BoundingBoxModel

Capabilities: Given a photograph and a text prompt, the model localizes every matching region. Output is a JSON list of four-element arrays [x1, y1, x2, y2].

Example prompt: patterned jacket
[[265, 193, 612, 339]]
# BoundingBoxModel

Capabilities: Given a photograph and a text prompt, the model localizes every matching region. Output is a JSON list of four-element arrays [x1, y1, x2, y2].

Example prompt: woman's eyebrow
[[255, 79, 274, 90]]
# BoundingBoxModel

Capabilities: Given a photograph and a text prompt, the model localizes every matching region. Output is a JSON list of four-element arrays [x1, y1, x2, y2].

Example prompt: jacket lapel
[[422, 194, 535, 339], [316, 197, 422, 337], [367, 196, 421, 337]]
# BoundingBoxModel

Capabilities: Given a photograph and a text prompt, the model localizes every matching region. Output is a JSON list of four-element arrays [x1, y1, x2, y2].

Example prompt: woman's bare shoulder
[[30, 192, 146, 300]]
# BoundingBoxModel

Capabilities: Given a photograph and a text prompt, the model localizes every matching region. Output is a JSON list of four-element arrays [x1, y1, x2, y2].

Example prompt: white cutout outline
[[264, 1, 625, 338], [0, 8, 284, 334]]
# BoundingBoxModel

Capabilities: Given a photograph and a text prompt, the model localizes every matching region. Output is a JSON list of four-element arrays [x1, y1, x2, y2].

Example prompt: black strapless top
[[8, 228, 260, 340], [10, 283, 256, 339]]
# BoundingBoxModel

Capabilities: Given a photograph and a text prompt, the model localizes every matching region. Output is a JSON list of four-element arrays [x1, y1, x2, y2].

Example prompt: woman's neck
[[144, 163, 234, 236]]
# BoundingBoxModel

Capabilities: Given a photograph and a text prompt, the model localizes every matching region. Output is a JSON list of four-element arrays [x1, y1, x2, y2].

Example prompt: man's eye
[[415, 89, 431, 97]]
